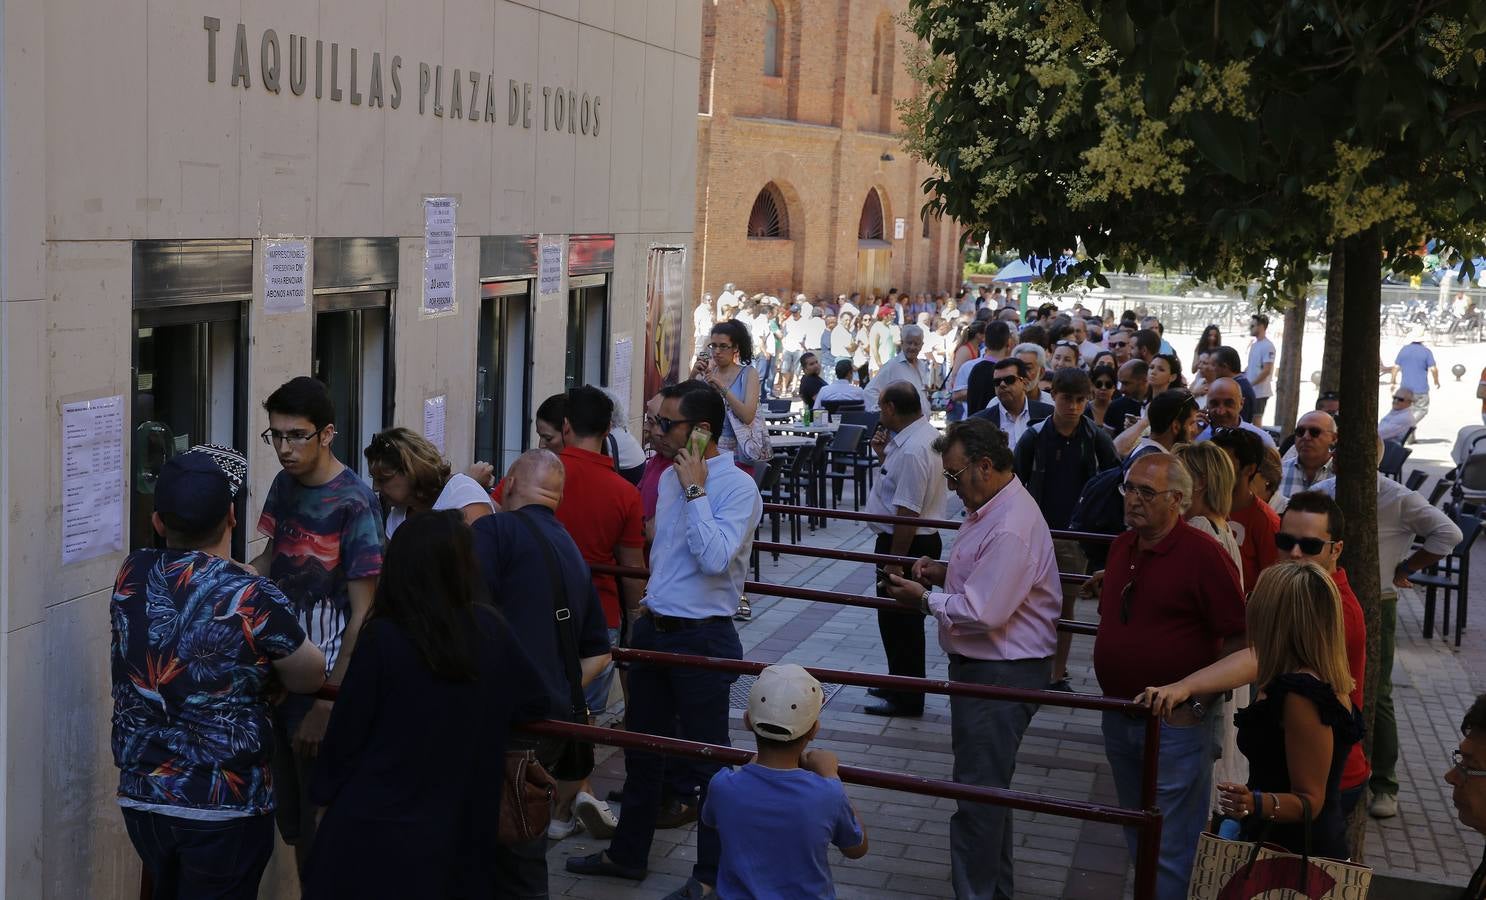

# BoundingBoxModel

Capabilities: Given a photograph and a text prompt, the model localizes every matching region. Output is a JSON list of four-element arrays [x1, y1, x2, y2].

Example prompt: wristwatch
[[684, 483, 707, 502]]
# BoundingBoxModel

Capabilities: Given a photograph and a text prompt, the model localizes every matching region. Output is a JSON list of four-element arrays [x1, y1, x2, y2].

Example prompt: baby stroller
[[1446, 425, 1486, 515]]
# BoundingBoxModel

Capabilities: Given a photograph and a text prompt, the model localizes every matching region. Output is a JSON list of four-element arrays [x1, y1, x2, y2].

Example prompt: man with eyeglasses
[[1092, 453, 1247, 900], [1275, 410, 1337, 500], [1106, 329, 1134, 366], [862, 382, 949, 718], [972, 357, 1051, 445], [569, 380, 761, 898], [250, 376, 383, 877], [1378, 387, 1417, 443], [1449, 694, 1486, 898], [880, 418, 1060, 899], [1138, 491, 1370, 822], [1290, 435, 1461, 820]]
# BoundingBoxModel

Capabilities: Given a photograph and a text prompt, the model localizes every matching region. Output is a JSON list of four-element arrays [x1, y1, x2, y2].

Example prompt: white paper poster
[[893, 217, 906, 240], [423, 395, 447, 454], [539, 237, 564, 298], [61, 395, 125, 565], [610, 336, 633, 414], [263, 239, 308, 315], [423, 197, 457, 315]]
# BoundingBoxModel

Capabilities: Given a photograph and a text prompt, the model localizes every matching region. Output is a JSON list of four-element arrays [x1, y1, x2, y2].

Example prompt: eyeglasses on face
[[1451, 748, 1486, 778], [708, 342, 735, 352], [1293, 426, 1329, 439], [261, 426, 326, 447], [1093, 380, 1116, 390], [1108, 340, 1128, 348], [654, 416, 698, 432], [992, 374, 1022, 387], [943, 462, 973, 485], [1274, 532, 1334, 555], [1117, 481, 1174, 502]]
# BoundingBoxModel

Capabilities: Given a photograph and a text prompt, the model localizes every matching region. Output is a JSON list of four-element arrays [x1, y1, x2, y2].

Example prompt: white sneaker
[[1368, 792, 1398, 819], [574, 791, 619, 839], [547, 815, 582, 840]]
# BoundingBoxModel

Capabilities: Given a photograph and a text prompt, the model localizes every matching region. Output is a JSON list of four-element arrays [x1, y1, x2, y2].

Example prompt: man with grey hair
[[1013, 342, 1048, 402], [1092, 452, 1246, 898], [864, 324, 930, 415], [1377, 386, 1416, 443]]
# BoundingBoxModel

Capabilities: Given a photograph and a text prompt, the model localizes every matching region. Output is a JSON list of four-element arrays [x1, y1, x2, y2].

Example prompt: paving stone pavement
[[547, 506, 1486, 898]]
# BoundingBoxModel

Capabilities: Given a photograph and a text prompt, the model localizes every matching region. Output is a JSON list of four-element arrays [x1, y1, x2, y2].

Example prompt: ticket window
[[565, 274, 610, 390], [313, 292, 391, 478], [130, 303, 247, 554], [476, 280, 532, 475]]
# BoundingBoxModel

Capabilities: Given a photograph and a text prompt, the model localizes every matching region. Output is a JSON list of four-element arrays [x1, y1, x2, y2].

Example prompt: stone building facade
[[692, 0, 963, 302]]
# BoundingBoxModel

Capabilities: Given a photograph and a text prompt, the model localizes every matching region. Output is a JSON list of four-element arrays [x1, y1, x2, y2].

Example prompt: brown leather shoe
[[656, 799, 699, 829]]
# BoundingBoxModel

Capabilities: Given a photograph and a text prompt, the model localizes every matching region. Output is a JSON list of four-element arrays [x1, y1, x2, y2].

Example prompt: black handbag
[[512, 509, 596, 782]]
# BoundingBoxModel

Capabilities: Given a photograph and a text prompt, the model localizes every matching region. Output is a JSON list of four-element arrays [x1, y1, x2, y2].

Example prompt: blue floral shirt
[[110, 549, 306, 817]]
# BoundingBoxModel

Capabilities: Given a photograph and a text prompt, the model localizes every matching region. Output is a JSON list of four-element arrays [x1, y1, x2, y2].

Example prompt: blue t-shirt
[[110, 549, 306, 817], [257, 467, 383, 673], [703, 764, 864, 899], [1394, 342, 1437, 394]]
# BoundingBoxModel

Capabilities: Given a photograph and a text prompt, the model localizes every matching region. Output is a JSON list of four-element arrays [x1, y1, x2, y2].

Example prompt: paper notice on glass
[[539, 237, 563, 298], [423, 395, 447, 454], [263, 239, 308, 314], [610, 336, 633, 413], [423, 197, 457, 315], [61, 395, 125, 565], [893, 217, 906, 240]]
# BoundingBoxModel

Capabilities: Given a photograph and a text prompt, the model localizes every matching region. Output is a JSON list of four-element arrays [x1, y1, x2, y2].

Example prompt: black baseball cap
[[154, 450, 236, 532]]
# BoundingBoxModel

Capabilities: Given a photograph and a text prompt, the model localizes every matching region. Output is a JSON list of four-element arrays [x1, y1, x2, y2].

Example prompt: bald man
[[1275, 410, 1336, 500], [472, 449, 612, 892], [1194, 378, 1276, 450]]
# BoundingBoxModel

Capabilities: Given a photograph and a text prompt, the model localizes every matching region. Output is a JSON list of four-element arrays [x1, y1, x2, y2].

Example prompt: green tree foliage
[[903, 0, 1486, 858]]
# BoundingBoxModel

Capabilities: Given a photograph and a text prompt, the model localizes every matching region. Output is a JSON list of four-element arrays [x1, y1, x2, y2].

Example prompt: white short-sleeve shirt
[[385, 473, 494, 537]]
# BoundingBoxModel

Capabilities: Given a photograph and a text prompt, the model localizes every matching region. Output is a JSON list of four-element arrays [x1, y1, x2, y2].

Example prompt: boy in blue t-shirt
[[701, 664, 868, 899]]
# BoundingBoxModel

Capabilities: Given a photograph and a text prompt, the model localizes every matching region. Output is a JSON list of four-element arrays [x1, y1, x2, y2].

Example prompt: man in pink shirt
[[884, 418, 1061, 899]]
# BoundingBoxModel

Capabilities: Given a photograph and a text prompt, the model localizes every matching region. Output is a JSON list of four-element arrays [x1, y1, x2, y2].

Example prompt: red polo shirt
[[1229, 497, 1280, 592], [1333, 567, 1369, 791], [493, 447, 644, 627], [1094, 519, 1248, 700]]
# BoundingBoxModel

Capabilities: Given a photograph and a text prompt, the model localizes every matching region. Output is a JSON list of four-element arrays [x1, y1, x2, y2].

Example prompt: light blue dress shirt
[[645, 450, 763, 618]]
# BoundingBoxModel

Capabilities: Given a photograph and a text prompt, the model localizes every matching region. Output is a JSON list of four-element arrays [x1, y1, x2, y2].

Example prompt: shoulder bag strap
[[510, 509, 589, 720]]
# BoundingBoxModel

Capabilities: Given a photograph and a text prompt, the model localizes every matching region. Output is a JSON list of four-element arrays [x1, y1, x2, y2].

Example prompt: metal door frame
[[478, 277, 535, 466]]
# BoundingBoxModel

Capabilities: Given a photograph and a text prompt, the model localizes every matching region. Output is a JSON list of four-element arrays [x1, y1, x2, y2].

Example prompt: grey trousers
[[948, 655, 1052, 900]]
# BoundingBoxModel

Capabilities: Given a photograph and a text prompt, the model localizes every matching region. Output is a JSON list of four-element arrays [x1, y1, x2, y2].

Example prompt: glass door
[[131, 303, 247, 554], [314, 292, 392, 478], [565, 274, 610, 389], [477, 279, 533, 475]]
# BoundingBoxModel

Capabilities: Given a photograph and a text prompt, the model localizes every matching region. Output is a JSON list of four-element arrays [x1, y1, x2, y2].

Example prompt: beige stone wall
[[0, 1, 701, 896]]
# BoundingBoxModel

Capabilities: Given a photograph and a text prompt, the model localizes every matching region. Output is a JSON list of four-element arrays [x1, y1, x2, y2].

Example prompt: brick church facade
[[693, 0, 964, 302]]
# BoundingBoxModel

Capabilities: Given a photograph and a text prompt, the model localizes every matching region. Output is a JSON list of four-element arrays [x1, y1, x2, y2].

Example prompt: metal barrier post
[[1133, 712, 1164, 900]]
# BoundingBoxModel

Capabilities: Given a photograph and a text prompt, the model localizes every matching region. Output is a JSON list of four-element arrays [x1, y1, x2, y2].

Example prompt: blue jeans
[[607, 615, 740, 885], [1102, 711, 1216, 900], [583, 627, 622, 717], [124, 808, 275, 900]]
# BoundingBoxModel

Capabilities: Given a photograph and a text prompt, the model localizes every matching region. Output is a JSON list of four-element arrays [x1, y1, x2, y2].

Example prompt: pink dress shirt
[[925, 477, 1061, 661]]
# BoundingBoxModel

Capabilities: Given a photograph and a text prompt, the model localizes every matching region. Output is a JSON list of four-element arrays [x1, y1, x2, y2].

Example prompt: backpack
[[1067, 444, 1158, 534]]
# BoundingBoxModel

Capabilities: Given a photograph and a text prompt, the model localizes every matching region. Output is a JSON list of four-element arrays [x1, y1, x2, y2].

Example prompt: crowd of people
[[109, 280, 1481, 900]]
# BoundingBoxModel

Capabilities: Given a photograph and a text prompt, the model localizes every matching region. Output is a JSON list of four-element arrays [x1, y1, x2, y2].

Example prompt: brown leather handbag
[[499, 750, 556, 844]]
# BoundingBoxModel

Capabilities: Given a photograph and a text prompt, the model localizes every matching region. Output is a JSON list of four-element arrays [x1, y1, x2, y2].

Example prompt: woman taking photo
[[701, 319, 763, 460], [306, 511, 550, 897], [1218, 562, 1362, 858], [364, 427, 494, 536], [1192, 324, 1223, 373]]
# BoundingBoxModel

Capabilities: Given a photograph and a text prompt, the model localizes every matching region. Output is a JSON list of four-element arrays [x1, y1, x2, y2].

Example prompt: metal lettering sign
[[202, 16, 603, 137]]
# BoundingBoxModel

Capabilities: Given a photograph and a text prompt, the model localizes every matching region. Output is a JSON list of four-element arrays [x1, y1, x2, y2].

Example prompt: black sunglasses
[[654, 416, 698, 432], [1293, 426, 1329, 439], [1275, 532, 1334, 555], [1093, 379, 1115, 390], [992, 374, 1022, 387]]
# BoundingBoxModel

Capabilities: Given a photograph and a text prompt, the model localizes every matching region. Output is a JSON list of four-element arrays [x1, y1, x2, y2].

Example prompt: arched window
[[858, 189, 885, 241], [763, 1, 782, 77], [871, 29, 881, 94], [748, 183, 789, 239]]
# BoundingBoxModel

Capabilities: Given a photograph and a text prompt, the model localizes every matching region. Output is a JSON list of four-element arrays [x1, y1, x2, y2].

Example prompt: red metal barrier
[[764, 502, 1118, 543], [752, 540, 1096, 587]]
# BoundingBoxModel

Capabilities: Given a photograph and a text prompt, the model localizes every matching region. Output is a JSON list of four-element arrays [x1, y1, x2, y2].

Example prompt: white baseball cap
[[747, 664, 824, 741]]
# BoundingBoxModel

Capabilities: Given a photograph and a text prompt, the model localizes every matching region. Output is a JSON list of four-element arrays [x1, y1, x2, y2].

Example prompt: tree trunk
[[1320, 243, 1345, 394], [1336, 228, 1382, 861], [1273, 285, 1306, 434]]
